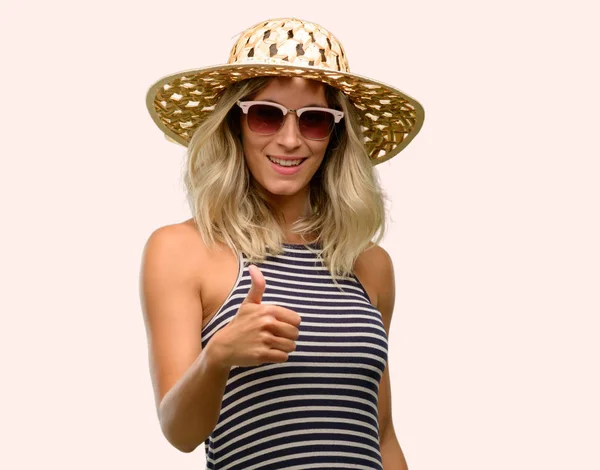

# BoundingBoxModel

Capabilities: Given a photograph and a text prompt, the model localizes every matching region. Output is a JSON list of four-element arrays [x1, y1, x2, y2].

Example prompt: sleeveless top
[[200, 242, 389, 470]]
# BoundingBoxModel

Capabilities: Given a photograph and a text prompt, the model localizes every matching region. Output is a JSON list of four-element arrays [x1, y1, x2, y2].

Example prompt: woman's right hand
[[211, 264, 302, 368]]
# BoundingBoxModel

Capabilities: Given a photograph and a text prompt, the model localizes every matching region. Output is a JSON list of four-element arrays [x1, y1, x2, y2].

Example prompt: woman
[[141, 17, 424, 470]]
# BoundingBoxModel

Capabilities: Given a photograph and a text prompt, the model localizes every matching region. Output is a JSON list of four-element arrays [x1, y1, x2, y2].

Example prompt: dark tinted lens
[[247, 104, 284, 134], [299, 111, 335, 139]]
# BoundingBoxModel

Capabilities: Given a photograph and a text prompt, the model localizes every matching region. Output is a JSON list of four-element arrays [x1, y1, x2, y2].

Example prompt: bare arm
[[158, 341, 230, 453], [139, 224, 230, 453]]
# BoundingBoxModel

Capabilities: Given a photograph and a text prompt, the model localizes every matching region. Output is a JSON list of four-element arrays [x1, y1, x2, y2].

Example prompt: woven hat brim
[[146, 63, 424, 165]]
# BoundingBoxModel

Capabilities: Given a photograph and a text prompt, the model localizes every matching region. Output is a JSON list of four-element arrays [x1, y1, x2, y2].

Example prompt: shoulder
[[353, 242, 395, 316], [365, 242, 393, 270], [356, 242, 394, 282], [143, 219, 205, 259], [141, 219, 208, 290], [369, 244, 396, 332]]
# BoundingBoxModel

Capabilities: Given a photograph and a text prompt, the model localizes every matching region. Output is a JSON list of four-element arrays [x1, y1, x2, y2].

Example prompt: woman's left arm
[[373, 245, 409, 470]]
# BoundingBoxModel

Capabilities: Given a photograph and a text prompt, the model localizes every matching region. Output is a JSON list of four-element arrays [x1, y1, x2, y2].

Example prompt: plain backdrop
[[1, 0, 598, 469]]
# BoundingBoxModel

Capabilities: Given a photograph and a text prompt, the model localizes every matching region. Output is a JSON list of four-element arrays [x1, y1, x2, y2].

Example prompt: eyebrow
[[260, 98, 329, 108]]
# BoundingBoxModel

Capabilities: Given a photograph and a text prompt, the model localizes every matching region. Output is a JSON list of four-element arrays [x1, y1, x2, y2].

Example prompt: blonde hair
[[183, 77, 388, 287]]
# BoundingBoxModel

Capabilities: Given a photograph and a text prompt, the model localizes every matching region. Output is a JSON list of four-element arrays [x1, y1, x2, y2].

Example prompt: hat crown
[[228, 18, 350, 73]]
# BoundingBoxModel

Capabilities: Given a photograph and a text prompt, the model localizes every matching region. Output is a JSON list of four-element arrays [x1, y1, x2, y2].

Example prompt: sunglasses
[[237, 100, 344, 140]]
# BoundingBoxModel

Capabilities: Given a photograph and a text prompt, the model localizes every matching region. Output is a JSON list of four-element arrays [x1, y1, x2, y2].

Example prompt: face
[[240, 77, 331, 206]]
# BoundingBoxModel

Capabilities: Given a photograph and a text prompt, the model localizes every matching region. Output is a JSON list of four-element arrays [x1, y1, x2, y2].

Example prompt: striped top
[[201, 242, 389, 470]]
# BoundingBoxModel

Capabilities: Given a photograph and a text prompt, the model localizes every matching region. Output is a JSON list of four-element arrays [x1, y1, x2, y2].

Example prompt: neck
[[269, 190, 316, 244]]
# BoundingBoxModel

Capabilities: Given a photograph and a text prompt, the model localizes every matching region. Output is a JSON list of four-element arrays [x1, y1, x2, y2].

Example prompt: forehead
[[253, 77, 328, 106]]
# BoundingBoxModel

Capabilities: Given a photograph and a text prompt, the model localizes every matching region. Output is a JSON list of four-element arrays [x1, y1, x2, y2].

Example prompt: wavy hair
[[183, 77, 388, 287]]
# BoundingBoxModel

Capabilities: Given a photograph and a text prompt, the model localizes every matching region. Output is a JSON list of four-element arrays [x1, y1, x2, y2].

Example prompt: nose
[[275, 112, 303, 149]]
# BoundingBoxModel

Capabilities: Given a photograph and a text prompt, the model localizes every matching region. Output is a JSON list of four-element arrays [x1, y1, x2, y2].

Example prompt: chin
[[264, 183, 305, 197]]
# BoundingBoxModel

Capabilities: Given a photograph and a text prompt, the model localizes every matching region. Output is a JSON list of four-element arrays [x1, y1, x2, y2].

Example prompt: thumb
[[243, 264, 266, 304]]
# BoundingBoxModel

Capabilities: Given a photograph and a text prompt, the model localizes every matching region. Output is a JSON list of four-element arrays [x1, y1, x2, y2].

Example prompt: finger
[[268, 336, 297, 353], [243, 264, 266, 304], [270, 322, 301, 341], [270, 306, 302, 327]]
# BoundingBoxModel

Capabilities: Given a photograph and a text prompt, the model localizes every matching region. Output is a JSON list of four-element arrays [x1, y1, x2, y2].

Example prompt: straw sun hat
[[145, 17, 425, 165]]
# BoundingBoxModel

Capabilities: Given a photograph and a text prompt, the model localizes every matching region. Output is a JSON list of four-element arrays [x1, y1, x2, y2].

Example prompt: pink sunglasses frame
[[236, 100, 344, 140]]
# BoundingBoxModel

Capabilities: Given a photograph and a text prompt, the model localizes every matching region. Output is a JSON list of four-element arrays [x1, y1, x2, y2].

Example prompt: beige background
[[1, 0, 598, 468]]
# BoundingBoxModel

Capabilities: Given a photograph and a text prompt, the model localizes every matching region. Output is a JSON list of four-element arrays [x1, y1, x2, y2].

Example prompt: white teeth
[[268, 156, 304, 167]]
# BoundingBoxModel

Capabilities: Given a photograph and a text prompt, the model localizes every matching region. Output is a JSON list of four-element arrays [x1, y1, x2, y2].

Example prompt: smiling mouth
[[267, 155, 307, 167]]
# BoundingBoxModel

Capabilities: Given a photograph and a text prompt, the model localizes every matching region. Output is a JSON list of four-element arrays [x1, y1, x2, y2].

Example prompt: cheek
[[241, 132, 269, 169], [310, 139, 331, 158], [241, 129, 259, 155]]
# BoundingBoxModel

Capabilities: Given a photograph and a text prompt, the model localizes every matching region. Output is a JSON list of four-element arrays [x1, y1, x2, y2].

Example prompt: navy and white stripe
[[201, 243, 388, 470]]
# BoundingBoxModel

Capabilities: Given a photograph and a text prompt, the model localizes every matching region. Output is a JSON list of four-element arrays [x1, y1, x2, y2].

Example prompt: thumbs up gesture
[[211, 265, 302, 368]]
